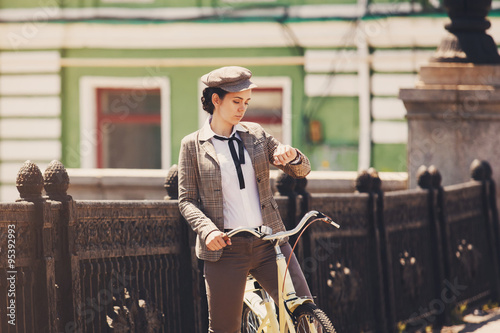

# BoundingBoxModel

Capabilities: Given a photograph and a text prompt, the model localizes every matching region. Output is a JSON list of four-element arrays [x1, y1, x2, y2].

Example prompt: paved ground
[[440, 307, 500, 333]]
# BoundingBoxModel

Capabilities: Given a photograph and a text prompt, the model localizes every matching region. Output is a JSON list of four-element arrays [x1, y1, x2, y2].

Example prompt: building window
[[97, 88, 162, 169], [244, 87, 284, 143], [80, 76, 170, 169]]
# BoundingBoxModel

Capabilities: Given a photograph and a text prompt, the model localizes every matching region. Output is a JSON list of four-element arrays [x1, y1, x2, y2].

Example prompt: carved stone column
[[399, 0, 500, 199]]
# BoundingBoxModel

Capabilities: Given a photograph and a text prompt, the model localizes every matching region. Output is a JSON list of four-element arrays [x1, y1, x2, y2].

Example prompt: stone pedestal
[[400, 63, 500, 191]]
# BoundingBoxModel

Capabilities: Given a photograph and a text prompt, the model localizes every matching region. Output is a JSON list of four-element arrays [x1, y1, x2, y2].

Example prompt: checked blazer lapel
[[198, 121, 220, 165], [200, 139, 219, 165]]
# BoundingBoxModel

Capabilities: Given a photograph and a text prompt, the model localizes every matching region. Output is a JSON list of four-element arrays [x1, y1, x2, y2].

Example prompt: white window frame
[[198, 76, 292, 145], [79, 76, 171, 169]]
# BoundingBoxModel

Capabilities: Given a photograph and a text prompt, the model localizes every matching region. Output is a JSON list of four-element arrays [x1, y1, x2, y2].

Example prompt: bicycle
[[225, 210, 340, 333]]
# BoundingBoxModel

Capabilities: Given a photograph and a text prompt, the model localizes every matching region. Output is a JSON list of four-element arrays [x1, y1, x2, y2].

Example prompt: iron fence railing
[[0, 159, 498, 333]]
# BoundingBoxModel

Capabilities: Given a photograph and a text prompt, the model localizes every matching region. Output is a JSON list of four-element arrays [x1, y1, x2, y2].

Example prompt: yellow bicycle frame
[[243, 242, 314, 333]]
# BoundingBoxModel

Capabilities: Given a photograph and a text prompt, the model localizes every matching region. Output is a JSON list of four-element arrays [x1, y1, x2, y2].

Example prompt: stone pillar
[[399, 0, 500, 192]]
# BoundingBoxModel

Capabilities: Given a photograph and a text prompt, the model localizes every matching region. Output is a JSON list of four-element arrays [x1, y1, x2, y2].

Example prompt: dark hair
[[201, 87, 228, 114]]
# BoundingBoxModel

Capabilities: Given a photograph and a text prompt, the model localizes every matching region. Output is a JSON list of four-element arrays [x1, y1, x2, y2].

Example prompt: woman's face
[[213, 89, 252, 127]]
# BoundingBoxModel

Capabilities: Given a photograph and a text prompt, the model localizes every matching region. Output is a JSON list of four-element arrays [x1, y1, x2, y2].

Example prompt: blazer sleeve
[[178, 136, 219, 242], [264, 129, 311, 178]]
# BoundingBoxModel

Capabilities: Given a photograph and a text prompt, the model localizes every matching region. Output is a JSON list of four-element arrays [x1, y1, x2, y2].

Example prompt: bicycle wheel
[[293, 303, 337, 333], [242, 304, 262, 333]]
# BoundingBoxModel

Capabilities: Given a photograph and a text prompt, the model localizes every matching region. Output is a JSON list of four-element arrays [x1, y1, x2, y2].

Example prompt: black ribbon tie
[[214, 134, 246, 190]]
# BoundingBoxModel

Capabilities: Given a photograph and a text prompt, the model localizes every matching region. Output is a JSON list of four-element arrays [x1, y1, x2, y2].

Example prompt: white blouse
[[204, 119, 264, 230]]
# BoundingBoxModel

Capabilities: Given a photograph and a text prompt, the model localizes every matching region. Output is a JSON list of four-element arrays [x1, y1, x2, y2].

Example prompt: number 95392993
[[7, 224, 16, 270]]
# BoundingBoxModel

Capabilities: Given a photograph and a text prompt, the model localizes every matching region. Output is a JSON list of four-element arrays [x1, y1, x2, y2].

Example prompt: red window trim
[[252, 87, 283, 93]]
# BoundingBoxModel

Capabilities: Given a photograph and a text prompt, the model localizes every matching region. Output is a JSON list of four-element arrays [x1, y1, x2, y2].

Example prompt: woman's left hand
[[273, 144, 298, 166]]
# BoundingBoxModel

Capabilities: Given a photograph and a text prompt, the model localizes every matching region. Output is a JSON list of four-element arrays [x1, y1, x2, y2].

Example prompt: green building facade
[[1, 0, 499, 200]]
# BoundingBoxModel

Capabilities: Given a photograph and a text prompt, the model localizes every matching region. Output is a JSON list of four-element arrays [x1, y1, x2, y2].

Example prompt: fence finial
[[428, 165, 442, 189], [295, 177, 308, 195], [417, 165, 432, 189], [368, 167, 381, 193], [470, 159, 492, 181], [275, 172, 296, 196], [44, 160, 70, 201], [164, 164, 178, 200], [355, 170, 372, 193], [16, 160, 44, 202], [355, 168, 382, 193]]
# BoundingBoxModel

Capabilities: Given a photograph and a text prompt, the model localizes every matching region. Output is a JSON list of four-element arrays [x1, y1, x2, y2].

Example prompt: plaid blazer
[[178, 121, 311, 262]]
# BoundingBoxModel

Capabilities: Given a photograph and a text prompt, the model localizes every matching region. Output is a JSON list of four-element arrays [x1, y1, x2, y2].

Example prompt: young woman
[[178, 66, 312, 333]]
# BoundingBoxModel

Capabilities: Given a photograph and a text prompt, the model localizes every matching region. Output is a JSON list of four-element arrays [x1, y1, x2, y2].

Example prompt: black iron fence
[[0, 159, 499, 333]]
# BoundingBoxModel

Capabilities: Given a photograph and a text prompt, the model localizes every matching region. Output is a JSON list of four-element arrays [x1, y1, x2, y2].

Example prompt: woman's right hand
[[206, 230, 232, 251]]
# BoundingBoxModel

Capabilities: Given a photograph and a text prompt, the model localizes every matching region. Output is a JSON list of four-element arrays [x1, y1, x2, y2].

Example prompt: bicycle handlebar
[[225, 210, 340, 240]]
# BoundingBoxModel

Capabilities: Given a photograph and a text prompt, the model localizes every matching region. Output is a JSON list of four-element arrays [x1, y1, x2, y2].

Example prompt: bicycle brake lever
[[316, 212, 340, 228], [316, 211, 327, 219]]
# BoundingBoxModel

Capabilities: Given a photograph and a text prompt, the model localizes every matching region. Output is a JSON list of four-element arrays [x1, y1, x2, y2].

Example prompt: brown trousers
[[204, 235, 312, 333]]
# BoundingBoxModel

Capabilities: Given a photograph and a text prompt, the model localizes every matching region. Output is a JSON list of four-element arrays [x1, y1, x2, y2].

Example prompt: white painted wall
[[0, 50, 61, 202]]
